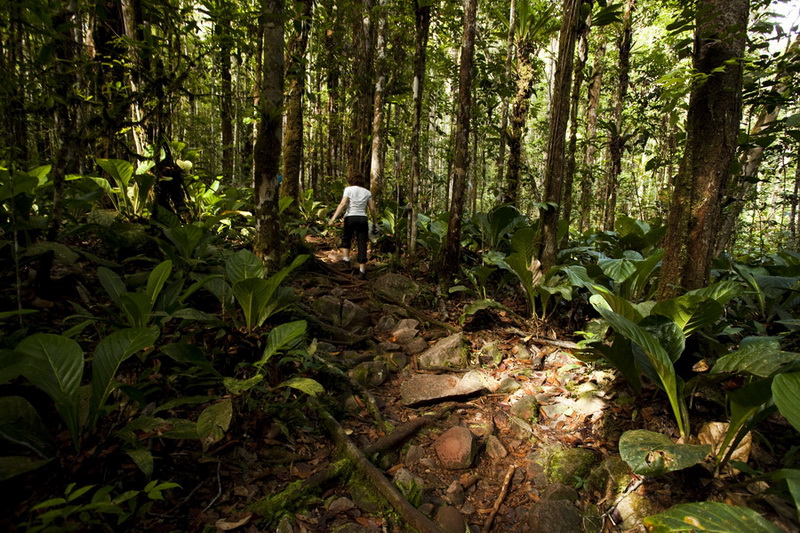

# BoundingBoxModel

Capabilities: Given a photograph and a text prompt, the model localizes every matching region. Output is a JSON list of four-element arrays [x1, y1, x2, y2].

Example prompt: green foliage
[[644, 502, 783, 532], [619, 430, 711, 476]]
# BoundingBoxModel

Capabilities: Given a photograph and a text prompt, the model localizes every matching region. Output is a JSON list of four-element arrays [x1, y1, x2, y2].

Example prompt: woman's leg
[[353, 216, 369, 273], [340, 217, 355, 262]]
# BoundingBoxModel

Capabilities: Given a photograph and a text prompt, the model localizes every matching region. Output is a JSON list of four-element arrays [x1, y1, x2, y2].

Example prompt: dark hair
[[348, 173, 366, 187]]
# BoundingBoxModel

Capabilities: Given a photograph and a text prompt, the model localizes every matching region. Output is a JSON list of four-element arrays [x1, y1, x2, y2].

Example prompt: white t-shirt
[[343, 186, 371, 217]]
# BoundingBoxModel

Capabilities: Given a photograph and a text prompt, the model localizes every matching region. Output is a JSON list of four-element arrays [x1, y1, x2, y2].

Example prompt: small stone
[[376, 315, 398, 332], [393, 327, 419, 344], [434, 506, 465, 533], [404, 337, 429, 355], [435, 426, 476, 470], [546, 448, 598, 486], [418, 503, 435, 517], [510, 396, 539, 423], [405, 445, 426, 465], [417, 333, 469, 370], [348, 361, 388, 389], [515, 344, 532, 361], [460, 501, 476, 515], [526, 500, 583, 533], [446, 481, 465, 506], [485, 435, 508, 460], [392, 468, 425, 493], [384, 352, 408, 371], [497, 377, 521, 393], [379, 341, 401, 351], [328, 496, 356, 514], [395, 318, 420, 330]]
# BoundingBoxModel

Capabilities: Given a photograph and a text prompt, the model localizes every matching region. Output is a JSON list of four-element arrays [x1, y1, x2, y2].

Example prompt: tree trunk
[[370, 0, 389, 209], [602, 0, 634, 231], [281, 0, 313, 204], [437, 0, 478, 280], [347, 0, 375, 181], [502, 40, 536, 206], [537, 0, 583, 273], [218, 17, 234, 182], [560, 15, 591, 246], [495, 0, 517, 188], [408, 1, 431, 256], [657, 0, 749, 299], [253, 0, 284, 266], [578, 37, 605, 231]]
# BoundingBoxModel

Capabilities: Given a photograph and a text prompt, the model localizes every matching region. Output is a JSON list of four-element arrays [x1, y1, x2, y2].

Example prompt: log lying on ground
[[315, 401, 446, 533], [250, 403, 456, 524]]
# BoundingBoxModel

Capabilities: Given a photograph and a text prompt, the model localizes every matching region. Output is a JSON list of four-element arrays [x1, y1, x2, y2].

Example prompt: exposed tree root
[[314, 354, 388, 433], [315, 401, 446, 533], [373, 290, 459, 332], [481, 465, 515, 533]]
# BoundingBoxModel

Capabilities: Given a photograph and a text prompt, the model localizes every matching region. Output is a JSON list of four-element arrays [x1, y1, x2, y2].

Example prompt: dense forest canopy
[[3, 0, 800, 531]]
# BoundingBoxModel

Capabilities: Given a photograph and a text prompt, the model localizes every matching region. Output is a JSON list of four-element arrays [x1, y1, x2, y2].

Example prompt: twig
[[481, 465, 515, 533], [202, 462, 223, 514], [314, 401, 445, 533], [504, 327, 581, 350]]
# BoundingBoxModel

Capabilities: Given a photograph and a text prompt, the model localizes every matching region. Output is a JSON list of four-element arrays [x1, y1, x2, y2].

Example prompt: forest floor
[[4, 233, 798, 533]]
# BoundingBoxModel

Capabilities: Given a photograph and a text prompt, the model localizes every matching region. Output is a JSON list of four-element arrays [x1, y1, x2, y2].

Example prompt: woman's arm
[[328, 196, 349, 225]]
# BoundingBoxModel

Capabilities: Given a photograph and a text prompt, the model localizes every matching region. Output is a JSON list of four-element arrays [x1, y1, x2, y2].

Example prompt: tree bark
[[253, 0, 284, 266], [657, 0, 749, 299], [369, 0, 389, 208], [346, 0, 375, 181], [502, 40, 536, 206], [408, 1, 431, 256], [537, 0, 583, 273], [602, 0, 634, 231], [437, 0, 478, 280], [281, 0, 313, 204], [578, 37, 605, 231], [495, 0, 517, 189], [218, 12, 234, 183]]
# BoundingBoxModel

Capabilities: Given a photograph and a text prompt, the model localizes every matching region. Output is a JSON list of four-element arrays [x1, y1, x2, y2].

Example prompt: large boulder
[[417, 332, 468, 370]]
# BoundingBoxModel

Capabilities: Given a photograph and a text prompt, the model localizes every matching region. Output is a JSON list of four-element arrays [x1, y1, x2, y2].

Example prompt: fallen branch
[[481, 465, 516, 533], [315, 401, 445, 533], [504, 327, 581, 350]]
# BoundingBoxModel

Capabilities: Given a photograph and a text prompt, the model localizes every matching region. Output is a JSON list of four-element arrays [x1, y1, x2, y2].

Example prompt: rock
[[393, 468, 426, 494], [393, 327, 419, 344], [403, 337, 429, 355], [349, 482, 384, 513], [418, 503, 435, 517], [485, 435, 508, 460], [434, 506, 466, 533], [497, 377, 521, 393], [541, 483, 578, 502], [586, 456, 632, 502], [435, 426, 476, 470], [446, 480, 465, 506], [348, 361, 389, 389], [525, 500, 583, 533], [405, 444, 426, 465], [515, 344, 532, 361], [341, 300, 372, 334], [614, 491, 661, 531], [509, 396, 539, 423], [312, 294, 342, 323], [379, 341, 401, 351], [399, 372, 490, 406], [417, 333, 468, 370], [546, 448, 598, 486], [373, 273, 420, 303], [328, 496, 356, 515], [375, 315, 398, 332], [395, 318, 420, 330]]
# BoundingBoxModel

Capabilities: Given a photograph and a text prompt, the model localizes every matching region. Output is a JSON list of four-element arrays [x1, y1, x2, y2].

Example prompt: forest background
[[3, 0, 800, 531]]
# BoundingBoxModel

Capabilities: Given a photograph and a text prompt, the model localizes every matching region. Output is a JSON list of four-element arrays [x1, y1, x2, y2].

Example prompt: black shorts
[[341, 216, 369, 263]]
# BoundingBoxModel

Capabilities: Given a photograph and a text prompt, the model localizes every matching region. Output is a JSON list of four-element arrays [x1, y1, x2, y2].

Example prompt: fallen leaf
[[215, 512, 252, 530]]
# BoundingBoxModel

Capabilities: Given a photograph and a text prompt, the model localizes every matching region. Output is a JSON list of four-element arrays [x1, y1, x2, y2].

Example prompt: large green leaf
[[689, 280, 742, 306], [773, 372, 800, 434], [651, 294, 723, 334], [717, 380, 775, 468], [598, 258, 637, 283], [98, 267, 126, 305], [589, 337, 642, 393], [16, 334, 84, 445], [619, 430, 711, 476], [279, 377, 325, 397], [163, 224, 207, 260], [226, 249, 265, 284], [644, 501, 782, 532], [589, 290, 643, 323], [126, 448, 154, 478], [197, 400, 232, 451], [0, 456, 53, 481], [640, 315, 686, 364], [119, 292, 153, 327], [0, 396, 54, 458], [0, 349, 26, 384], [96, 158, 133, 188], [233, 278, 272, 331], [712, 337, 800, 378], [146, 260, 173, 304], [623, 250, 663, 300], [160, 343, 220, 376], [591, 298, 687, 437], [90, 327, 160, 427], [258, 320, 307, 369]]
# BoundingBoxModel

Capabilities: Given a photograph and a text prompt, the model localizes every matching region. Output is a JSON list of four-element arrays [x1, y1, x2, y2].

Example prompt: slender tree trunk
[[218, 18, 234, 182], [496, 0, 517, 187], [408, 1, 431, 256], [437, 0, 477, 280], [560, 16, 591, 246], [793, 148, 800, 251], [657, 0, 749, 299], [281, 0, 312, 204], [253, 0, 284, 266], [502, 40, 536, 206], [578, 38, 605, 231], [537, 0, 583, 273], [602, 0, 633, 231], [370, 0, 389, 208], [346, 0, 375, 181]]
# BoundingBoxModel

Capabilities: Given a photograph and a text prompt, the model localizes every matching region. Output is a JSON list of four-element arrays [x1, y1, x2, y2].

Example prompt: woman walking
[[328, 174, 377, 279]]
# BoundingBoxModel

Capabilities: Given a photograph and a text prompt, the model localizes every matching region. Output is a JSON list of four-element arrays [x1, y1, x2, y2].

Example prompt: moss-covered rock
[[586, 455, 632, 502], [546, 448, 598, 486]]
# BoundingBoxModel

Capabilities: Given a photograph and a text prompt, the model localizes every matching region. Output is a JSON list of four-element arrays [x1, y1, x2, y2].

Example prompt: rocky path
[[264, 250, 658, 533]]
